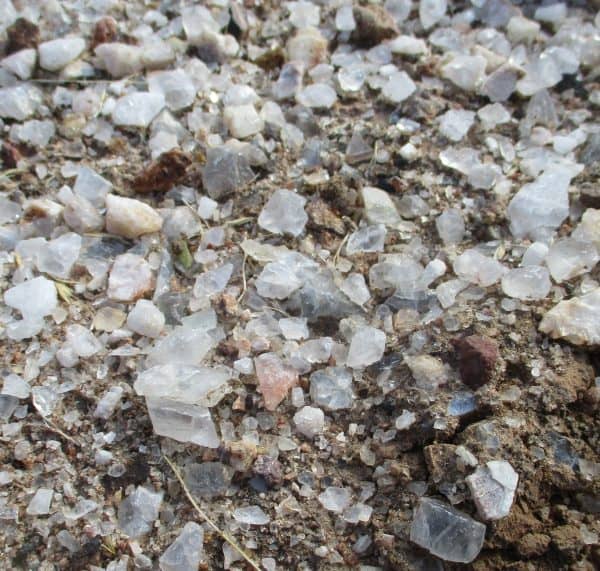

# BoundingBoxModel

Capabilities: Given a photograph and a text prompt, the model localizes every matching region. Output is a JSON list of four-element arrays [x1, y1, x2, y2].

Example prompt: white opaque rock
[[501, 266, 551, 300], [94, 386, 124, 420], [107, 254, 154, 302], [436, 209, 465, 245], [539, 289, 600, 345], [4, 277, 57, 321], [38, 38, 85, 71], [507, 16, 540, 44], [293, 405, 325, 438], [0, 85, 42, 120], [36, 233, 82, 279], [63, 194, 103, 233], [405, 354, 447, 391], [546, 238, 599, 282], [127, 300, 165, 338], [279, 317, 309, 340], [105, 194, 163, 239], [572, 209, 600, 251], [361, 186, 401, 227], [341, 273, 371, 306], [224, 104, 264, 138], [522, 242, 549, 266], [346, 327, 386, 368], [94, 43, 144, 77], [112, 93, 165, 128], [467, 460, 518, 521], [1, 48, 36, 80], [73, 166, 113, 208], [453, 249, 506, 287], [258, 189, 308, 237]]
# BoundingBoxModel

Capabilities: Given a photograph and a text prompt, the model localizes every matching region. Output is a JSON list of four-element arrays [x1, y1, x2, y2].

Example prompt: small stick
[[163, 455, 262, 571], [237, 253, 248, 302]]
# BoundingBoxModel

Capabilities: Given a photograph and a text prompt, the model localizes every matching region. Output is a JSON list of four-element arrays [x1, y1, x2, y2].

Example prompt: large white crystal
[[501, 266, 551, 300], [127, 300, 165, 338], [310, 366, 353, 410], [453, 249, 506, 287], [0, 85, 42, 120], [36, 233, 82, 279], [410, 498, 486, 563], [38, 38, 85, 71], [436, 209, 465, 245], [233, 506, 270, 525], [148, 69, 197, 111], [224, 104, 264, 138], [381, 71, 416, 104], [4, 277, 57, 321], [296, 83, 337, 109], [1, 48, 36, 80], [439, 109, 475, 142], [419, 0, 447, 30], [346, 327, 386, 368], [466, 460, 518, 521], [293, 405, 325, 438], [318, 487, 351, 513], [112, 93, 165, 128], [507, 168, 572, 241], [346, 225, 386, 254], [545, 238, 599, 282], [361, 186, 401, 227], [441, 55, 487, 91], [105, 195, 163, 239], [258, 189, 308, 237], [539, 289, 600, 345]]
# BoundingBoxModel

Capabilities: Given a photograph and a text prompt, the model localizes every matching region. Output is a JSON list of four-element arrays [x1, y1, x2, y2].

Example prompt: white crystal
[[105, 194, 163, 239], [507, 16, 540, 44], [26, 488, 54, 516], [573, 209, 600, 252], [410, 497, 486, 563], [112, 93, 165, 128], [546, 238, 599, 282], [501, 266, 551, 300], [67, 324, 102, 357], [159, 522, 204, 571], [294, 405, 325, 438], [39, 38, 85, 71], [36, 233, 82, 279], [436, 209, 465, 245], [346, 327, 386, 369], [361, 186, 401, 227], [477, 103, 511, 130], [118, 486, 163, 538], [336, 5, 356, 31], [258, 189, 308, 237], [148, 69, 196, 111], [127, 300, 165, 338], [346, 225, 386, 255], [522, 242, 549, 266], [288, 1, 320, 28], [279, 317, 309, 340], [4, 277, 57, 321], [94, 386, 124, 420], [73, 166, 112, 208], [395, 410, 417, 430], [441, 55, 487, 91], [107, 254, 154, 302], [466, 460, 518, 520], [63, 194, 103, 233], [318, 487, 351, 513], [390, 35, 428, 56], [439, 109, 475, 142], [193, 264, 233, 302], [233, 505, 270, 525], [420, 0, 447, 30], [224, 104, 264, 139], [341, 273, 371, 306], [2, 374, 29, 399], [453, 249, 506, 287], [0, 85, 41, 120], [296, 84, 337, 109], [381, 71, 416, 104]]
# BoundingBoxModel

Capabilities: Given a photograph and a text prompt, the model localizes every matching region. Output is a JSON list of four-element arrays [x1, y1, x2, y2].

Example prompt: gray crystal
[[466, 460, 518, 521], [233, 505, 270, 525], [184, 462, 232, 498], [258, 189, 308, 237], [410, 497, 486, 563], [112, 93, 165, 128], [26, 488, 54, 516], [159, 522, 204, 571], [318, 487, 351, 513], [118, 486, 163, 538], [310, 366, 353, 410], [346, 225, 386, 254], [202, 146, 255, 200], [4, 276, 57, 321]]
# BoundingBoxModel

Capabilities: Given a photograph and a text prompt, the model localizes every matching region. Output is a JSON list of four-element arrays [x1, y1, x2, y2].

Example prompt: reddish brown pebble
[[453, 334, 500, 389], [6, 18, 40, 54], [1, 142, 23, 169], [253, 455, 283, 487], [91, 16, 118, 49], [132, 149, 191, 193]]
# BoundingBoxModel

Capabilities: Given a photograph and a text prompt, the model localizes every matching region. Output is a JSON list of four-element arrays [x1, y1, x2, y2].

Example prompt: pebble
[[159, 522, 204, 571], [112, 93, 165, 128], [405, 355, 447, 391], [118, 486, 163, 538], [436, 208, 465, 245], [4, 276, 57, 321], [361, 186, 401, 227], [296, 84, 337, 109], [346, 326, 386, 369], [94, 43, 144, 77], [26, 488, 54, 516], [224, 104, 264, 138], [381, 71, 416, 104], [453, 248, 506, 287], [1, 48, 36, 79], [318, 486, 351, 513], [501, 266, 552, 300], [310, 367, 353, 410], [441, 54, 487, 91], [105, 194, 163, 239], [454, 334, 499, 388], [233, 505, 270, 525], [255, 353, 299, 411], [546, 238, 599, 283], [293, 405, 325, 438], [127, 300, 165, 338]]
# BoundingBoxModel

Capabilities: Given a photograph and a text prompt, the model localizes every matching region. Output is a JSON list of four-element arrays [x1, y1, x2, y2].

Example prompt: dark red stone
[[454, 335, 499, 389], [6, 18, 40, 54], [253, 455, 283, 487]]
